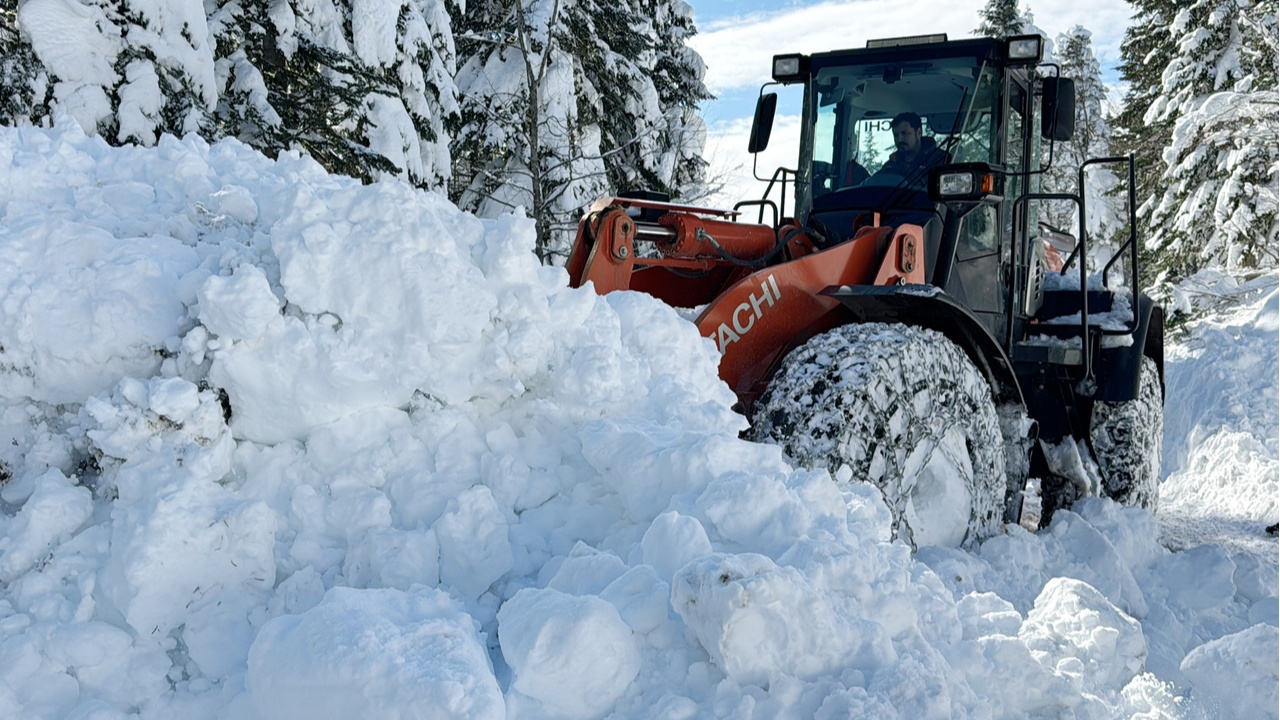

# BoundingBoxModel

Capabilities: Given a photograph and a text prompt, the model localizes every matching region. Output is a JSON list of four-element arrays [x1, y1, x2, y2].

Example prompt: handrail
[[1011, 153, 1143, 395], [1080, 154, 1140, 339], [733, 199, 779, 229], [738, 166, 795, 226]]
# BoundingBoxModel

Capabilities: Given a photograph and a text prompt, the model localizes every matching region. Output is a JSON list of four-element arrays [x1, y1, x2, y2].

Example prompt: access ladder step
[[1013, 340, 1083, 366]]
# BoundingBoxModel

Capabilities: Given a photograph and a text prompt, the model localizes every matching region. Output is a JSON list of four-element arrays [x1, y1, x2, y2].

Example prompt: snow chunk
[[209, 181, 501, 443], [0, 469, 92, 583], [546, 543, 629, 596], [1180, 623, 1279, 719], [434, 485, 513, 601], [0, 620, 170, 718], [1021, 577, 1147, 697], [85, 377, 273, 661], [599, 565, 669, 636], [197, 265, 282, 341], [671, 553, 894, 686], [955, 592, 1022, 640], [145, 376, 202, 424], [0, 221, 199, 405], [695, 465, 846, 557], [247, 586, 502, 720], [641, 510, 712, 584], [205, 184, 259, 224], [1039, 507, 1149, 618], [498, 587, 640, 718]]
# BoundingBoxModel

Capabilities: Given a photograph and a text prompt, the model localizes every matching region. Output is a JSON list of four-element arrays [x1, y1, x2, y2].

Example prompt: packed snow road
[[0, 124, 1274, 719]]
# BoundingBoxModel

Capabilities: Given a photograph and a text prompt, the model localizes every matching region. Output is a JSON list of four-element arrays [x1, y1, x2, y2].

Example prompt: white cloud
[[690, 1, 981, 94], [1024, 0, 1135, 65], [701, 114, 802, 212], [690, 0, 1135, 95]]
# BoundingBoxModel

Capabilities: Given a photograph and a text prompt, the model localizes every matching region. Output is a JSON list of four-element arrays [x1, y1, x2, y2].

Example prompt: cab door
[[941, 65, 1007, 340]]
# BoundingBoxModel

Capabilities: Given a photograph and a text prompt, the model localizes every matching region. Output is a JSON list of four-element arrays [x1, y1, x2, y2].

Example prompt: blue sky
[[684, 0, 1139, 205]]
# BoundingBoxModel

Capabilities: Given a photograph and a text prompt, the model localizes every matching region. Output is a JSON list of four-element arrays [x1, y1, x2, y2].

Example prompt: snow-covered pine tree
[[207, 0, 285, 152], [1042, 25, 1127, 258], [216, 1, 399, 182], [0, 0, 52, 127], [596, 0, 711, 202], [1142, 0, 1278, 282], [452, 0, 611, 262], [452, 0, 709, 262], [9, 0, 217, 143], [649, 0, 712, 201], [558, 0, 648, 200], [1112, 0, 1178, 284], [209, 0, 458, 187], [975, 0, 1023, 38]]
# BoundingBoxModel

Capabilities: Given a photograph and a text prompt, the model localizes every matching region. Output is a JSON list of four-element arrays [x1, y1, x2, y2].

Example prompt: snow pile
[[1159, 270, 1278, 557], [0, 123, 1275, 719]]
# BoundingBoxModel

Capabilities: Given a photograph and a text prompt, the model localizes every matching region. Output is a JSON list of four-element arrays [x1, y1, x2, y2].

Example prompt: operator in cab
[[872, 111, 949, 187]]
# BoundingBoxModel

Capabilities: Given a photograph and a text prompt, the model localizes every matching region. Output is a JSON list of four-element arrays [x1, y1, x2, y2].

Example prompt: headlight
[[938, 172, 975, 196], [771, 54, 808, 83], [929, 164, 1000, 204], [1006, 35, 1043, 63]]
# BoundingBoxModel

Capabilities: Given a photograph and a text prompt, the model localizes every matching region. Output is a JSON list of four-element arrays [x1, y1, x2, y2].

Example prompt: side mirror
[[1041, 77, 1075, 142], [748, 93, 778, 154]]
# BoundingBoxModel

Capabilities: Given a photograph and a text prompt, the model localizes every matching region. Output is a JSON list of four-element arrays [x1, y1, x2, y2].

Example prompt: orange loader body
[[565, 196, 926, 406]]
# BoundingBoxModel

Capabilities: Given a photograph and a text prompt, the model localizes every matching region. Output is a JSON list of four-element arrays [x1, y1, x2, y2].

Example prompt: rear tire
[[1090, 356, 1162, 511], [749, 323, 1008, 548]]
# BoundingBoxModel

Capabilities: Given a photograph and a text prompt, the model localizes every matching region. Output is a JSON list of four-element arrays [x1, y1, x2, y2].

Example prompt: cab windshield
[[807, 54, 998, 203]]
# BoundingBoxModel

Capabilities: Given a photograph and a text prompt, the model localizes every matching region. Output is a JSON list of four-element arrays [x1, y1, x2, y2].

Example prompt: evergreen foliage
[[0, 0, 52, 127], [259, 36, 404, 181], [1131, 0, 1279, 283], [4, 0, 459, 187], [450, 0, 710, 262], [1112, 0, 1178, 286], [1112, 6, 1175, 193], [1043, 25, 1127, 257], [209, 0, 390, 181], [975, 0, 1024, 38], [111, 0, 219, 145], [6, 0, 218, 144], [650, 2, 713, 200], [451, 0, 608, 261], [209, 0, 458, 187], [602, 0, 712, 201], [207, 0, 287, 152]]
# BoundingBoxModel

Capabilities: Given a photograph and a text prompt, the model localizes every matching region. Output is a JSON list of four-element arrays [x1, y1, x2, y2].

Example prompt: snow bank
[[0, 123, 1274, 719], [1159, 271, 1278, 558]]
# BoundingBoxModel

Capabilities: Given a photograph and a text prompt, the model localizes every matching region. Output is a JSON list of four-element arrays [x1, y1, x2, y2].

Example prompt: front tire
[[749, 323, 1009, 548], [1090, 355, 1162, 510]]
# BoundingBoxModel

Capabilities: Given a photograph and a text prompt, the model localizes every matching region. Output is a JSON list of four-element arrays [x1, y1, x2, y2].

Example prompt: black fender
[[1095, 293, 1163, 402], [1146, 301, 1165, 394], [820, 285, 1025, 410]]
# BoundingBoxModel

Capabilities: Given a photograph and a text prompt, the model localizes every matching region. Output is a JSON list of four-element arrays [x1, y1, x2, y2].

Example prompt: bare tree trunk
[[513, 0, 562, 261]]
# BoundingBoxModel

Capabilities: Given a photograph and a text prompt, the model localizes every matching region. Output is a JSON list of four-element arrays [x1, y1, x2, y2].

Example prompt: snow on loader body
[[566, 34, 1164, 547]]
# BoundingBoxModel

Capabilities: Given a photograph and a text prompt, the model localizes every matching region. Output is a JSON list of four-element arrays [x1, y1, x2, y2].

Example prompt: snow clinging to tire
[[748, 322, 1009, 548]]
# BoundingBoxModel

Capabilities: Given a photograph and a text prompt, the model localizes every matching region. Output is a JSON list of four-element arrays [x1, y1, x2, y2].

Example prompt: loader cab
[[750, 34, 1061, 343]]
